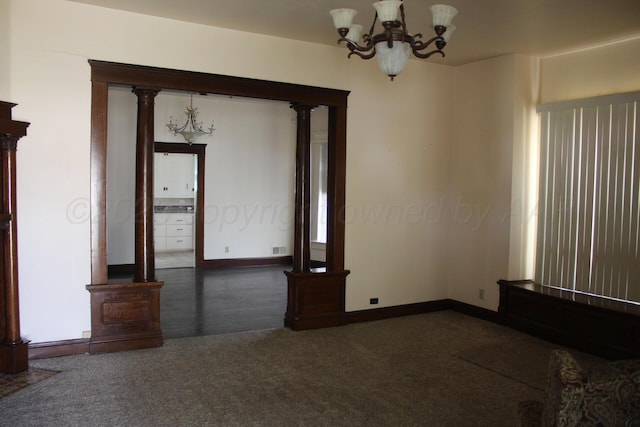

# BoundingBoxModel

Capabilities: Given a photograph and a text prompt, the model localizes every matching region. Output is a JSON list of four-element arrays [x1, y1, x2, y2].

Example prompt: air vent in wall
[[272, 246, 287, 255]]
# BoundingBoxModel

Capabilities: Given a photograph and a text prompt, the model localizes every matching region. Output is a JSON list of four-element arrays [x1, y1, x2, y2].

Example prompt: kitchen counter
[[154, 205, 194, 214]]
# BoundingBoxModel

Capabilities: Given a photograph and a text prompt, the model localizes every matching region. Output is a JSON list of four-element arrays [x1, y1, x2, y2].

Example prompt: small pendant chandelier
[[166, 94, 215, 144], [330, 1, 458, 80]]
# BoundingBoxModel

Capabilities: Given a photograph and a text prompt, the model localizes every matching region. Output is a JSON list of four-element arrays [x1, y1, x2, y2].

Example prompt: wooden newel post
[[0, 101, 30, 374]]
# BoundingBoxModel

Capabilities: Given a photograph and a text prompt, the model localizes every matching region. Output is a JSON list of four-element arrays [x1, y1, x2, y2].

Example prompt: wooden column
[[85, 87, 163, 354], [290, 104, 314, 273], [132, 88, 158, 283], [0, 101, 29, 374], [284, 104, 349, 330]]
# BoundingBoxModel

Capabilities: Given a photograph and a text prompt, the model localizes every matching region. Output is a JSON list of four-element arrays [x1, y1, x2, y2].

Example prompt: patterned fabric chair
[[518, 349, 640, 426]]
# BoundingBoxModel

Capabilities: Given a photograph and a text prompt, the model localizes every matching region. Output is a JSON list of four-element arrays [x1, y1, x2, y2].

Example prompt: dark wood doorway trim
[[88, 61, 350, 352], [154, 142, 206, 268]]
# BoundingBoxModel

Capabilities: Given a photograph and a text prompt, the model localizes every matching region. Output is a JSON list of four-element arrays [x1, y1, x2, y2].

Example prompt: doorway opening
[[89, 60, 349, 353], [154, 151, 197, 269]]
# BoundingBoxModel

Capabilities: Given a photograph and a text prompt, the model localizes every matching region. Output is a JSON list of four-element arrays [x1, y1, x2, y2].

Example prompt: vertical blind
[[536, 92, 640, 303]]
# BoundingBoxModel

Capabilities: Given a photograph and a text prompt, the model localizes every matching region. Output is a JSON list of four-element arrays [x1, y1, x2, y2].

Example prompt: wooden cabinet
[[154, 152, 196, 198], [154, 213, 194, 252], [498, 280, 640, 359]]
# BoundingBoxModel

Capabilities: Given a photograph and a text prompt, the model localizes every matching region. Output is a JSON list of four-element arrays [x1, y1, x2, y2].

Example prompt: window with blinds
[[535, 92, 640, 304]]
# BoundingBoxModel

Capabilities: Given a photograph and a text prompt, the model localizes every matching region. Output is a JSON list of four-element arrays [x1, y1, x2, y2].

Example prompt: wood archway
[[86, 61, 350, 353]]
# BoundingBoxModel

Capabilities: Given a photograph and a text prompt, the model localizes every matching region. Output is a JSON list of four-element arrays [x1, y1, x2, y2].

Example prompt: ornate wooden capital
[[0, 134, 19, 151], [132, 87, 160, 105]]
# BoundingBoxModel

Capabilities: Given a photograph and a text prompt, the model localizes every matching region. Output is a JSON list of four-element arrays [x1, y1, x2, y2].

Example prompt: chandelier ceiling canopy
[[166, 94, 215, 144], [330, 1, 458, 80]]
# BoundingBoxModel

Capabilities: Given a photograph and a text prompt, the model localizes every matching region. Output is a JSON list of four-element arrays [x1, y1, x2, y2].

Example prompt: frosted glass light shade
[[330, 8, 357, 29], [431, 4, 458, 27], [373, 1, 402, 22], [346, 24, 364, 43], [375, 41, 410, 78], [442, 24, 456, 42]]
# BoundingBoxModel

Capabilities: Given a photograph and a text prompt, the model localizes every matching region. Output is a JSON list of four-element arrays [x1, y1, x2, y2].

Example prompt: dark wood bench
[[497, 280, 640, 360]]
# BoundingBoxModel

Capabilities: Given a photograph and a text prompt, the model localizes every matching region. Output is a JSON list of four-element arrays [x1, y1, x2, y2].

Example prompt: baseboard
[[107, 263, 135, 276], [345, 300, 451, 324], [107, 256, 293, 274], [29, 338, 91, 360], [89, 335, 163, 355], [27, 298, 497, 359], [309, 260, 326, 269], [345, 299, 499, 325], [201, 256, 292, 269], [448, 300, 501, 323]]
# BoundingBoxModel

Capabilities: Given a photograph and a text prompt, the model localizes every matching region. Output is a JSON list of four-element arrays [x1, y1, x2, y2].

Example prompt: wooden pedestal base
[[284, 270, 350, 330], [86, 281, 164, 354], [0, 339, 29, 374]]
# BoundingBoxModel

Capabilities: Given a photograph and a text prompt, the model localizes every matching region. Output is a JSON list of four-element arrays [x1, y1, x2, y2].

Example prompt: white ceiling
[[68, 0, 640, 66]]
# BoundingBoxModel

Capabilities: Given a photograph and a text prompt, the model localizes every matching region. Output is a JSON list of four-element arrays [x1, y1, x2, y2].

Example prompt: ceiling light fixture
[[166, 94, 215, 144], [330, 1, 458, 80]]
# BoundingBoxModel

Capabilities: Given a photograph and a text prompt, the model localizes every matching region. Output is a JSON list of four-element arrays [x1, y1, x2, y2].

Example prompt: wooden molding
[[200, 256, 292, 269], [29, 339, 90, 360], [154, 142, 207, 268], [447, 300, 501, 323], [28, 298, 503, 359], [345, 300, 450, 324], [89, 61, 350, 350], [107, 264, 135, 276]]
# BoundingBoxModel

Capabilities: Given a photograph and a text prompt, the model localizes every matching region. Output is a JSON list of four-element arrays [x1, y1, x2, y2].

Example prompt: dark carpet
[[0, 311, 603, 426]]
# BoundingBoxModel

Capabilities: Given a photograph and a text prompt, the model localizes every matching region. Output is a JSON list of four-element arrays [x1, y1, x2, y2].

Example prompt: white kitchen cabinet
[[154, 152, 196, 198], [154, 212, 194, 252]]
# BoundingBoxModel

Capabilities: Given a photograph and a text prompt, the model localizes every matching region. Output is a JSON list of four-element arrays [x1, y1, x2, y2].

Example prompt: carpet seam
[[456, 354, 545, 392]]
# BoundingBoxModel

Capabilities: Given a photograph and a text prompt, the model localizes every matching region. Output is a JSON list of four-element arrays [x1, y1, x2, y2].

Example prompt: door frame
[[154, 142, 206, 267]]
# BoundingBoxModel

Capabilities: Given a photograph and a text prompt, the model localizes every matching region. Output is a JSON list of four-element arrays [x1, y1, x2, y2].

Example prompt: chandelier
[[166, 94, 215, 144], [330, 1, 458, 80]]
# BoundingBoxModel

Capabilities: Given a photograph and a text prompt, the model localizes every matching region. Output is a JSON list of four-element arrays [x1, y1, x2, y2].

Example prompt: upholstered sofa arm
[[542, 350, 586, 427], [520, 350, 640, 427]]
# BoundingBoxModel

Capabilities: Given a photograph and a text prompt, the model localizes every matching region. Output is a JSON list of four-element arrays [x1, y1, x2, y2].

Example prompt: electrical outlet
[[225, 246, 229, 253], [478, 289, 485, 300], [82, 330, 91, 339], [370, 297, 379, 305]]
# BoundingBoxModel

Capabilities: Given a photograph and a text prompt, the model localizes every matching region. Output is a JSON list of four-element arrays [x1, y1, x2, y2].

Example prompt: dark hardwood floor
[[155, 265, 288, 339]]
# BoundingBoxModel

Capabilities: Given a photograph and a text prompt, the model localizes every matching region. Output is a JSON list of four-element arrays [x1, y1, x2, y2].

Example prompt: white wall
[[344, 64, 453, 311], [192, 95, 296, 260], [0, 0, 10, 100], [106, 89, 296, 264], [539, 36, 640, 104], [11, 0, 638, 344], [10, 0, 454, 342], [449, 54, 537, 310]]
